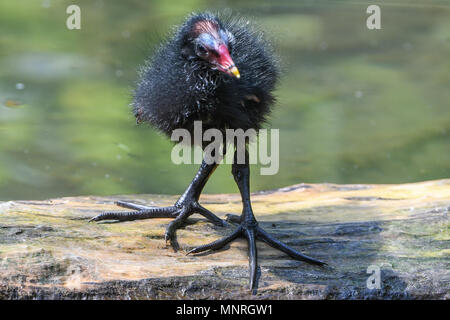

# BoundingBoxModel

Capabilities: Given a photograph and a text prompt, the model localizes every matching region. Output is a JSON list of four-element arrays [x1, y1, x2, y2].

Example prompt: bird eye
[[196, 44, 209, 58]]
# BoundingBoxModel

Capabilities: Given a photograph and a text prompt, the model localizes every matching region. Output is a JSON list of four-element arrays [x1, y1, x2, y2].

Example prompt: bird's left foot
[[187, 219, 326, 291], [89, 200, 227, 250]]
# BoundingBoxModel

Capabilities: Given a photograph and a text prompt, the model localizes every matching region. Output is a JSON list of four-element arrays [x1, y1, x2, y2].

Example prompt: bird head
[[183, 18, 240, 79]]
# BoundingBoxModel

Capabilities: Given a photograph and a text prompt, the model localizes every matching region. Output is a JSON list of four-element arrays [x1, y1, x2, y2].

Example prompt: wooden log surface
[[0, 180, 449, 299]]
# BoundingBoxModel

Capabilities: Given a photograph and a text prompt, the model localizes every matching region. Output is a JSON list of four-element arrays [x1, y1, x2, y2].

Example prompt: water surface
[[0, 0, 449, 200]]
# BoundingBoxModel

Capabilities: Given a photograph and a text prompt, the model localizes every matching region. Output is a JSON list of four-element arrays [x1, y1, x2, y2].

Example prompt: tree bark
[[0, 179, 448, 299]]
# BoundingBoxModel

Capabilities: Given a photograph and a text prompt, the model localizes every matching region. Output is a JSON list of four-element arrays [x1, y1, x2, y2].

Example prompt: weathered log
[[0, 180, 449, 299]]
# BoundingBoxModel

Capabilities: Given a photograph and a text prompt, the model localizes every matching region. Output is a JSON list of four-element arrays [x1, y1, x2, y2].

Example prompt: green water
[[0, 0, 449, 200]]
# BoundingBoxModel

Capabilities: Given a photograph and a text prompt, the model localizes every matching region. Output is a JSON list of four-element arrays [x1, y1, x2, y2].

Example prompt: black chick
[[133, 12, 277, 139], [90, 12, 325, 291]]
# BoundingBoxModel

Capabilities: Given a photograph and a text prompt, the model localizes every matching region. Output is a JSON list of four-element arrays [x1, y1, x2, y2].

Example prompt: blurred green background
[[0, 0, 449, 200]]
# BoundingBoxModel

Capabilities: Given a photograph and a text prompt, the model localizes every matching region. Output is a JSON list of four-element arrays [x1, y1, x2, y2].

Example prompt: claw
[[164, 222, 176, 243]]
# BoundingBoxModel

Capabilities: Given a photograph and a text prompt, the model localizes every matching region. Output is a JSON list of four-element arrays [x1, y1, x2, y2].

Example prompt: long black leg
[[189, 148, 325, 291], [89, 156, 227, 249]]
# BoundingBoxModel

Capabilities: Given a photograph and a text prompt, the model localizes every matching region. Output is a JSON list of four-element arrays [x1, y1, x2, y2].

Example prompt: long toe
[[195, 204, 229, 227], [163, 207, 191, 250], [257, 227, 326, 266], [187, 226, 243, 255], [245, 228, 258, 290], [89, 206, 177, 223], [115, 201, 156, 211]]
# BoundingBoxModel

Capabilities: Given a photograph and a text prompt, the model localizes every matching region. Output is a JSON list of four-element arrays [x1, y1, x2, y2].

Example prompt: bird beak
[[228, 66, 241, 79], [216, 44, 240, 79]]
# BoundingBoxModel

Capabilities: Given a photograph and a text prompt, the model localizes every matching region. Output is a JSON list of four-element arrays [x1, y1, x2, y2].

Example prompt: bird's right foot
[[89, 199, 227, 250]]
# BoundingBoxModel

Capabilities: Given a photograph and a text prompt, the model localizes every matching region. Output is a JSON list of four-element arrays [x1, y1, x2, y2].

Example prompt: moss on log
[[0, 180, 449, 299]]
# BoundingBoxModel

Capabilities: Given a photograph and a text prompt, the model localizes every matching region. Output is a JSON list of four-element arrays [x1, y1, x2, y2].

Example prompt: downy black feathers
[[133, 12, 280, 145]]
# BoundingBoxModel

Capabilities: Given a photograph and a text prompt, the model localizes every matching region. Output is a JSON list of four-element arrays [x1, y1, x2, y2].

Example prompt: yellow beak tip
[[230, 66, 240, 79]]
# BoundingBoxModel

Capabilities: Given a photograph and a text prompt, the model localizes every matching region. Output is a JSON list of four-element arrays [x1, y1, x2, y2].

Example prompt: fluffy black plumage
[[133, 12, 280, 142]]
